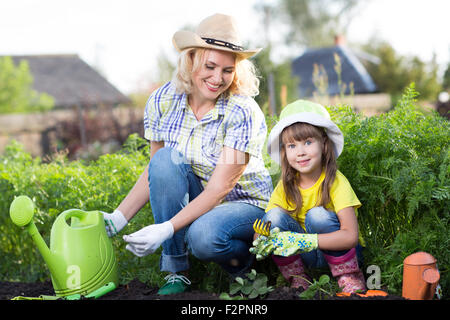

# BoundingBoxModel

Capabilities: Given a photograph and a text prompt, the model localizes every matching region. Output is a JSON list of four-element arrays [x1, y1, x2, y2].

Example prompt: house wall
[[0, 106, 145, 157]]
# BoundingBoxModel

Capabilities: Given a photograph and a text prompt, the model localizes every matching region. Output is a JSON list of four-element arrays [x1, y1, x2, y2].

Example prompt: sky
[[0, 0, 449, 94]]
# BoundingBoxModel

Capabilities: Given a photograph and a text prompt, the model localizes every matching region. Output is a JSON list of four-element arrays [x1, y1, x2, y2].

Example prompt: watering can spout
[[26, 222, 54, 269], [9, 196, 59, 275]]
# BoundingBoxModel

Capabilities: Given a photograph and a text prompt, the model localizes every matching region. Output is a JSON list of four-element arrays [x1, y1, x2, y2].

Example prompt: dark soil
[[0, 279, 406, 300]]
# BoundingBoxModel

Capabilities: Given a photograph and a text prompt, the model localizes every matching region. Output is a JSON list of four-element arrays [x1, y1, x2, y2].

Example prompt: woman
[[103, 13, 273, 295]]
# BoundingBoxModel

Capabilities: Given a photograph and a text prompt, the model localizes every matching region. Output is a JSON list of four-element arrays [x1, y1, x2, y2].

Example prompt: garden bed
[[0, 279, 405, 300], [1, 90, 447, 303]]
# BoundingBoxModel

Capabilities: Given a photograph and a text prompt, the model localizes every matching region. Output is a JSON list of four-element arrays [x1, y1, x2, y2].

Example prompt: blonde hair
[[172, 48, 260, 97]]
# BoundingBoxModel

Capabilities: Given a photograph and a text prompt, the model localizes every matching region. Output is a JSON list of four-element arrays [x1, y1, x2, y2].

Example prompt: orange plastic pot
[[402, 252, 440, 300]]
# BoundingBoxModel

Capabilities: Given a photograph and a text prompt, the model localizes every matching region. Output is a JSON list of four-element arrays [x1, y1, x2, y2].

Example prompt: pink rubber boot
[[323, 248, 366, 294], [272, 255, 310, 290]]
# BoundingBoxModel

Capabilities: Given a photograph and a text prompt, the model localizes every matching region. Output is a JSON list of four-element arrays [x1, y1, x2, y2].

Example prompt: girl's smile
[[297, 159, 310, 166], [284, 137, 324, 184]]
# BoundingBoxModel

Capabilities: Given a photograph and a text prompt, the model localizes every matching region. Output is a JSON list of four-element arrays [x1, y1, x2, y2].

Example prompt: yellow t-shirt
[[266, 170, 365, 245]]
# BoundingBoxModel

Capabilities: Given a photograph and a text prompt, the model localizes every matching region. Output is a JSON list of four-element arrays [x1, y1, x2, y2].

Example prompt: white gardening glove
[[103, 209, 128, 237], [123, 221, 174, 257]]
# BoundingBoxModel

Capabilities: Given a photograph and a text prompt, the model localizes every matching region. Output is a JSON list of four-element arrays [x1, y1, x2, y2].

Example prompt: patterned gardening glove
[[250, 228, 318, 260]]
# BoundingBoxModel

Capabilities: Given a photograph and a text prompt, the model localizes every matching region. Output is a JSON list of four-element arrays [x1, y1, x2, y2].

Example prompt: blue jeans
[[148, 147, 265, 275], [261, 207, 364, 269]]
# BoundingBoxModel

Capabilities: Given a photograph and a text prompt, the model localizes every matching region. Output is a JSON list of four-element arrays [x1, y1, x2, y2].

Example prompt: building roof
[[9, 54, 130, 108], [292, 45, 378, 97]]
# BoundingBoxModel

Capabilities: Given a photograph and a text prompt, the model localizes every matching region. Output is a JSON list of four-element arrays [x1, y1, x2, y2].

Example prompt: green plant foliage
[[332, 84, 449, 243], [220, 269, 274, 300], [298, 274, 336, 300], [329, 84, 449, 297]]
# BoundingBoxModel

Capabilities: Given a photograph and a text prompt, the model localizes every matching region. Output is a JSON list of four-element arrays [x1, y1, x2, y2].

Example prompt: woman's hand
[[123, 221, 174, 257], [102, 209, 128, 237]]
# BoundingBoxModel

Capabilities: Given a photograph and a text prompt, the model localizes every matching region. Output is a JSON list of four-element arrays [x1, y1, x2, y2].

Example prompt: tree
[[443, 62, 450, 91], [253, 48, 299, 116], [361, 40, 442, 101], [275, 0, 369, 47], [0, 56, 54, 114]]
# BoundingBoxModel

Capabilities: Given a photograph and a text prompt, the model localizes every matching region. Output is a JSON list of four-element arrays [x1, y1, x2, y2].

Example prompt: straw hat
[[172, 13, 261, 59], [267, 100, 344, 165]]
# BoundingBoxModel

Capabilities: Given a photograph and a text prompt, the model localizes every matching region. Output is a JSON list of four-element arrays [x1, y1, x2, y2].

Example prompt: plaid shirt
[[144, 82, 272, 209]]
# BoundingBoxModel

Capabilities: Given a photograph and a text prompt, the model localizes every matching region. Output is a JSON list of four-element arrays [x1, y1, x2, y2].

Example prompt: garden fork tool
[[253, 219, 271, 237]]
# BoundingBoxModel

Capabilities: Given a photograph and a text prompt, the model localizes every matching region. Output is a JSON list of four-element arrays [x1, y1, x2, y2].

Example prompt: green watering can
[[9, 195, 118, 297]]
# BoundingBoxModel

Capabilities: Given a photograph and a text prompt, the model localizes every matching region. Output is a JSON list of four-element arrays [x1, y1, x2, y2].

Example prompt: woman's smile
[[191, 49, 236, 103], [204, 80, 222, 92]]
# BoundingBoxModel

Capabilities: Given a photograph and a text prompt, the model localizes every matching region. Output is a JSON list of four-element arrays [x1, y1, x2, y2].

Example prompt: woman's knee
[[186, 221, 219, 261], [305, 207, 340, 234], [150, 147, 178, 171], [149, 147, 186, 181]]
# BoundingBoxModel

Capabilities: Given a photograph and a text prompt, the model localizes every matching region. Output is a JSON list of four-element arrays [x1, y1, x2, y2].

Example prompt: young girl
[[251, 100, 366, 294]]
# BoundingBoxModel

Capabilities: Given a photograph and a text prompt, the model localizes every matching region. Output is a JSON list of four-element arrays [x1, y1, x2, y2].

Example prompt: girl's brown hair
[[279, 122, 337, 220]]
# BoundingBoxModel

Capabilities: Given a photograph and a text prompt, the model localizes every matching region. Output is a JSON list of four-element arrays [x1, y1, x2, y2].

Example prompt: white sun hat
[[267, 100, 344, 165]]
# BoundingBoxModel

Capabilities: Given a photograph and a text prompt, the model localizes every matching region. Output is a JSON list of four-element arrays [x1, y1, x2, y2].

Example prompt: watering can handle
[[62, 209, 90, 227], [64, 209, 85, 219]]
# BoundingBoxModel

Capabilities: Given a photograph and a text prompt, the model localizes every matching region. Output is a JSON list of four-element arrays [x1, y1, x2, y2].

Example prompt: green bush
[[330, 84, 449, 296], [333, 85, 449, 242]]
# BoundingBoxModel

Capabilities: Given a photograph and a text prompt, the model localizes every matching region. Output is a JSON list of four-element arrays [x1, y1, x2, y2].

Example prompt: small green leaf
[[299, 289, 315, 300], [258, 287, 268, 295], [249, 289, 258, 299], [253, 274, 268, 289], [230, 283, 241, 295], [241, 283, 253, 295], [235, 277, 244, 286], [219, 292, 232, 300], [247, 269, 257, 280], [318, 274, 330, 285]]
